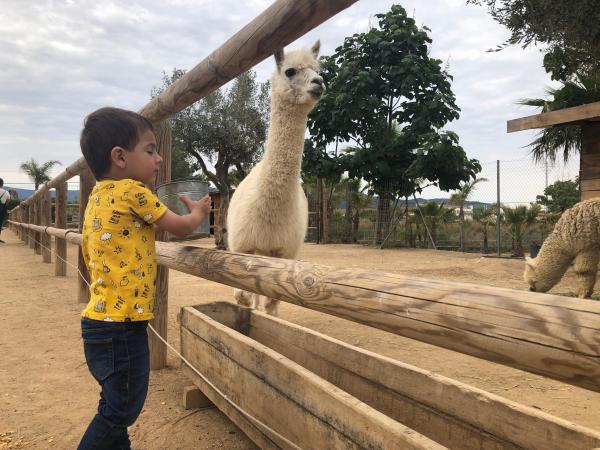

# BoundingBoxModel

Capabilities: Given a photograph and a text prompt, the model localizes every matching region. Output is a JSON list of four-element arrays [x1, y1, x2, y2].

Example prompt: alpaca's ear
[[311, 40, 321, 58], [525, 256, 536, 268], [274, 48, 284, 70]]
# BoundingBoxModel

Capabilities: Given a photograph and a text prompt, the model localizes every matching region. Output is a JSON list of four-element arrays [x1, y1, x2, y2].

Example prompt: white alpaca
[[227, 40, 324, 316]]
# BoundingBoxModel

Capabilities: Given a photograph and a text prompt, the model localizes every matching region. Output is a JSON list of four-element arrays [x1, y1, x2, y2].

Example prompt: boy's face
[[124, 129, 162, 185]]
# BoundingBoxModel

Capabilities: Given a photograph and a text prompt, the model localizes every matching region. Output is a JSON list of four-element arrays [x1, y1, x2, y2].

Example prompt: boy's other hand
[[179, 194, 211, 217]]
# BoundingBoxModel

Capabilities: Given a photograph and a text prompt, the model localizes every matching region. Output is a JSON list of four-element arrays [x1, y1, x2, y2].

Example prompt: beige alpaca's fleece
[[524, 199, 600, 298], [227, 42, 323, 315]]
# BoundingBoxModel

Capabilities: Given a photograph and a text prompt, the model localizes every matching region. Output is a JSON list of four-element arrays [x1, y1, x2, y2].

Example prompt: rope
[[14, 225, 303, 450]]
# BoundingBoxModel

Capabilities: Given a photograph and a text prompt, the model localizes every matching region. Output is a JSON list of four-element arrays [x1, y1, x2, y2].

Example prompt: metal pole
[[496, 160, 501, 256]]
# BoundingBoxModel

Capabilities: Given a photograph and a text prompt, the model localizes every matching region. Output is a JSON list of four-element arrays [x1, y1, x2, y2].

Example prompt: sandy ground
[[1, 228, 600, 449]]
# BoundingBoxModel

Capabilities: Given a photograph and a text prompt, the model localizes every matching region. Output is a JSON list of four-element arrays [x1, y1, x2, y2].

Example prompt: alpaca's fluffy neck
[[259, 95, 310, 194], [534, 232, 574, 283]]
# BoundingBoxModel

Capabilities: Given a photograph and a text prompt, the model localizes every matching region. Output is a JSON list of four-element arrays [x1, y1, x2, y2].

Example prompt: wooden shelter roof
[[507, 101, 600, 133]]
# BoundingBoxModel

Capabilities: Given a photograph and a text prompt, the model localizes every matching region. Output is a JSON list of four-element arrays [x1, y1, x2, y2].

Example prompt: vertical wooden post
[[78, 166, 94, 303], [34, 197, 42, 255], [150, 120, 172, 370], [321, 181, 329, 244], [41, 189, 52, 263], [580, 123, 600, 200], [55, 182, 68, 276], [22, 205, 29, 244], [213, 195, 221, 246], [29, 202, 36, 249]]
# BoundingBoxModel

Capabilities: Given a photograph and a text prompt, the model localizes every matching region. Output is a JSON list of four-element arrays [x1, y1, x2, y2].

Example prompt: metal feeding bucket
[[156, 179, 211, 241]]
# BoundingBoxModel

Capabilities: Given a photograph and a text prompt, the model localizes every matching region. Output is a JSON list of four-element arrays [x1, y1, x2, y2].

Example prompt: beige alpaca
[[524, 199, 600, 298], [227, 41, 324, 315]]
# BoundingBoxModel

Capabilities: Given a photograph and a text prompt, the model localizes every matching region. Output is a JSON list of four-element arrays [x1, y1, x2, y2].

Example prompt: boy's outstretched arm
[[154, 194, 211, 237]]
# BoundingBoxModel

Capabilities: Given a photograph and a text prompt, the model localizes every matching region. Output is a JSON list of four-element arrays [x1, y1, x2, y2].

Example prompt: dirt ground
[[1, 228, 600, 449]]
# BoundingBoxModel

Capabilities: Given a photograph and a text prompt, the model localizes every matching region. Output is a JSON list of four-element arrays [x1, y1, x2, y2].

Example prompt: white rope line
[[15, 225, 303, 450]]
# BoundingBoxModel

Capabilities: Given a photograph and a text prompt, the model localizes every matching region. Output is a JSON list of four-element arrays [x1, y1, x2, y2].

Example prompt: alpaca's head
[[271, 40, 324, 110], [524, 256, 554, 293]]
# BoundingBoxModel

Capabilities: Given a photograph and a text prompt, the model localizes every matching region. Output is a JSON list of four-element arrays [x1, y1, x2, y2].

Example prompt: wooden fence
[[7, 0, 600, 445]]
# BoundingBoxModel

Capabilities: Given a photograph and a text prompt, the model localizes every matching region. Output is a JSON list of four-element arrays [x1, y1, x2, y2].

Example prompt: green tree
[[473, 206, 496, 254], [518, 72, 600, 163], [502, 204, 540, 257], [468, 0, 600, 80], [308, 4, 480, 244], [153, 69, 270, 248], [19, 158, 61, 190], [419, 201, 455, 246], [536, 179, 579, 214], [450, 177, 488, 251]]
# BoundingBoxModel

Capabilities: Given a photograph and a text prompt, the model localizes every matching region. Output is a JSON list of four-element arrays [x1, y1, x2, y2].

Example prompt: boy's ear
[[110, 146, 128, 169]]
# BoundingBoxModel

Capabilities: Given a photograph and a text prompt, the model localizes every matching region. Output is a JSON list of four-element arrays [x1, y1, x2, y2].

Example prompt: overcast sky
[[0, 0, 576, 202]]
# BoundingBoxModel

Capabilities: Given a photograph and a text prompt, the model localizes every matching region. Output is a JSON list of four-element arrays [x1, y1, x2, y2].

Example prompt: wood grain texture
[[243, 303, 600, 450], [77, 166, 94, 304], [507, 101, 600, 132], [41, 190, 52, 263], [139, 0, 358, 124], [150, 120, 171, 370], [54, 182, 68, 276], [12, 223, 600, 393], [180, 305, 444, 450]]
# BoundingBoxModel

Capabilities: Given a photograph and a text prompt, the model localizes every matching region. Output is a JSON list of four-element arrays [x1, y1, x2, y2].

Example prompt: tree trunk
[[322, 181, 329, 244], [214, 166, 230, 250], [483, 224, 489, 254], [514, 227, 524, 257], [459, 206, 465, 252], [375, 188, 392, 245], [352, 211, 359, 243], [404, 197, 412, 248], [344, 186, 353, 243]]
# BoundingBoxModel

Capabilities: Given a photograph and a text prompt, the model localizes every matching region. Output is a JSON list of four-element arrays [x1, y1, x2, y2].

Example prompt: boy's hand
[[179, 194, 211, 217]]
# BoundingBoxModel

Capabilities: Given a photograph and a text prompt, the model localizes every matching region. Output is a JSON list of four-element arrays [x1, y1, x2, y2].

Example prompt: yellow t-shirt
[[81, 179, 167, 321]]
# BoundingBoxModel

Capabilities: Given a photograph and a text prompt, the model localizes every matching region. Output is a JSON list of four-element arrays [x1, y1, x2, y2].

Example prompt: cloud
[[0, 0, 566, 202]]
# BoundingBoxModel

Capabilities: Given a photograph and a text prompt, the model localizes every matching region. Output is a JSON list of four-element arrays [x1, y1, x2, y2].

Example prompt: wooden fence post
[[22, 205, 29, 244], [34, 197, 41, 255], [150, 120, 172, 370], [41, 189, 52, 263], [55, 182, 68, 276], [78, 166, 94, 303]]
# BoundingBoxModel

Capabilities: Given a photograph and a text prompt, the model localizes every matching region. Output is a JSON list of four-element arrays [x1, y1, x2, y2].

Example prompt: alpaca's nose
[[311, 76, 324, 87]]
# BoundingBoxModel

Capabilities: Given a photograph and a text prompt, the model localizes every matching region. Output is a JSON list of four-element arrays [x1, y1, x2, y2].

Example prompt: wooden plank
[[507, 101, 600, 132], [34, 198, 41, 255], [41, 189, 52, 263], [580, 190, 600, 201], [149, 120, 171, 370], [54, 182, 67, 276], [580, 179, 600, 192], [239, 304, 600, 450], [180, 306, 444, 450], [22, 205, 29, 244], [12, 224, 600, 393], [77, 166, 94, 304], [139, 0, 358, 124]]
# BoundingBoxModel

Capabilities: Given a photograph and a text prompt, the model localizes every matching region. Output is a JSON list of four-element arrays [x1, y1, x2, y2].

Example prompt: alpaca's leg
[[573, 249, 599, 298], [263, 298, 280, 316], [234, 288, 254, 307]]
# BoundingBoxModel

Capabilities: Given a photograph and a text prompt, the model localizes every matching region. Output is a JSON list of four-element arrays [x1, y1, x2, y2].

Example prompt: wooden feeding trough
[[179, 302, 600, 450]]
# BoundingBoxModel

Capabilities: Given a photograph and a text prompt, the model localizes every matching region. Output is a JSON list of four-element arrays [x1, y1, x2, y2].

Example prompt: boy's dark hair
[[0, 178, 3, 187], [80, 107, 154, 179]]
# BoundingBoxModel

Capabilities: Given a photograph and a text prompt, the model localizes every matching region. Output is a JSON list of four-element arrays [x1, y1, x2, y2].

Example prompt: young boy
[[78, 107, 211, 450]]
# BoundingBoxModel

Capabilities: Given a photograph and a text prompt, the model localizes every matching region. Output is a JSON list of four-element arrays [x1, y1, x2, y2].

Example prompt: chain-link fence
[[305, 157, 580, 256]]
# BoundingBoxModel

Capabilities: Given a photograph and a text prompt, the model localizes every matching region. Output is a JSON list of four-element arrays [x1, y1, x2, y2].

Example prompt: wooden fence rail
[[8, 0, 359, 369], [10, 222, 600, 395]]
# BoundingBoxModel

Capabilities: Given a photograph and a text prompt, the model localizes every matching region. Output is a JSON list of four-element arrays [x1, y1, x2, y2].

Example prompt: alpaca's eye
[[284, 68, 297, 77]]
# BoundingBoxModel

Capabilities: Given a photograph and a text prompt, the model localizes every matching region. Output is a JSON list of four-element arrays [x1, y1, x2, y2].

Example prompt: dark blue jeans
[[78, 318, 150, 450]]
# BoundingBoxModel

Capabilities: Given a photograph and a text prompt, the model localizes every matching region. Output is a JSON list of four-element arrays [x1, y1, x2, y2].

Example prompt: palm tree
[[450, 177, 488, 252], [419, 201, 455, 247], [519, 71, 600, 163], [473, 206, 496, 254], [20, 158, 62, 190], [502, 204, 540, 257]]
